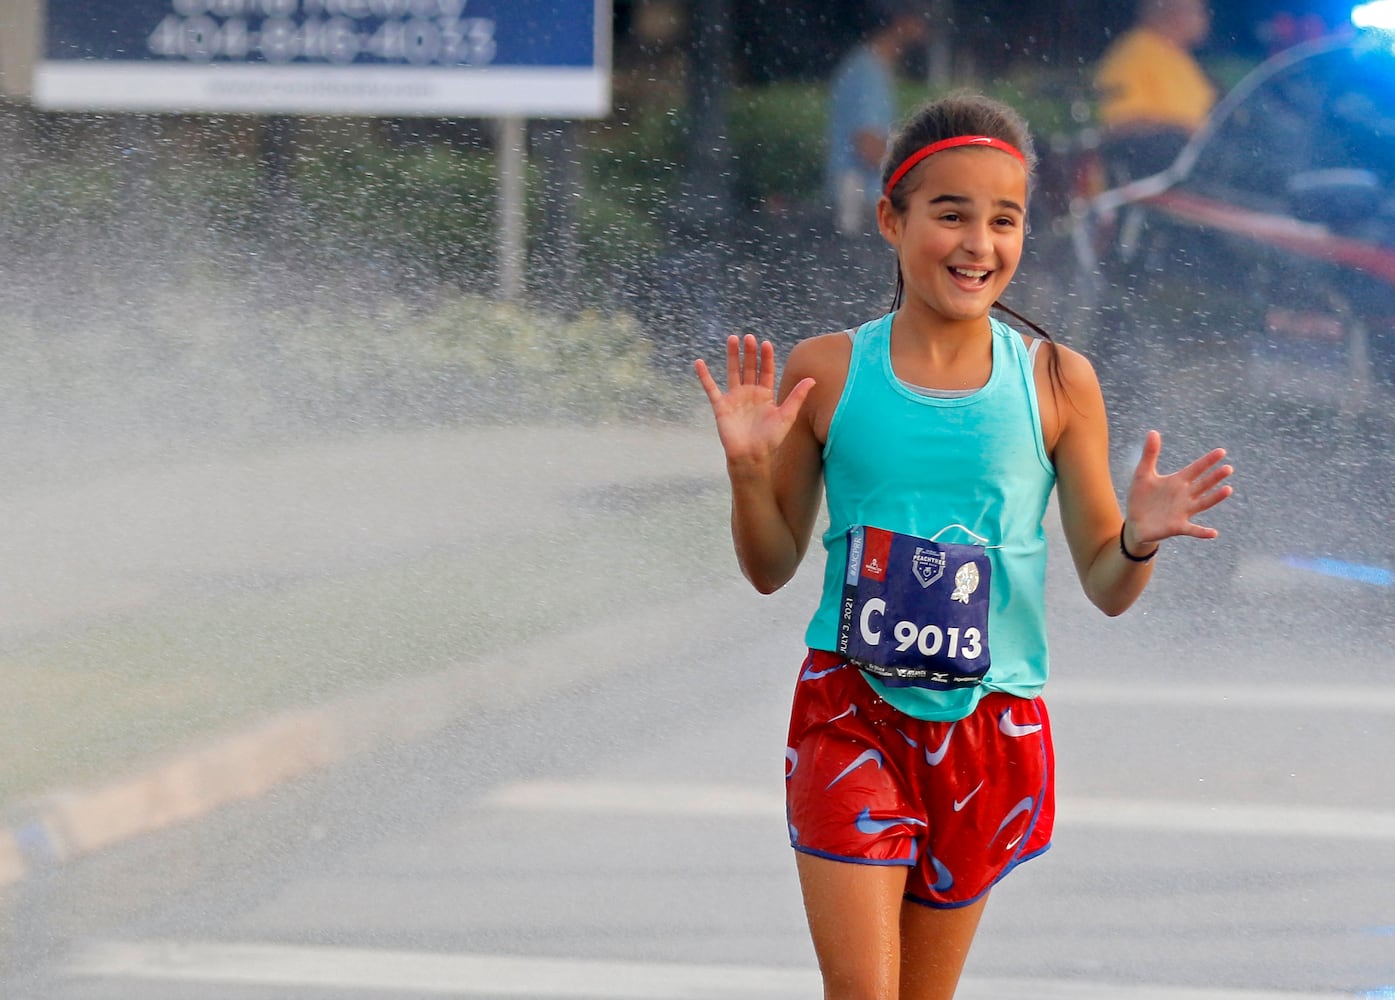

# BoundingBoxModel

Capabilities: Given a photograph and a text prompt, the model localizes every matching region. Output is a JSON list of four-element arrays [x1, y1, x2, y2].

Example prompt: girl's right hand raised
[[694, 334, 816, 472]]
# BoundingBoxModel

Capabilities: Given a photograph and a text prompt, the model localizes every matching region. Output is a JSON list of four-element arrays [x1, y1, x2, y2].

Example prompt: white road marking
[[1062, 796, 1395, 841], [484, 780, 784, 817], [482, 779, 784, 816], [1048, 681, 1395, 714], [63, 941, 813, 998], [63, 939, 1357, 999], [483, 780, 1395, 842]]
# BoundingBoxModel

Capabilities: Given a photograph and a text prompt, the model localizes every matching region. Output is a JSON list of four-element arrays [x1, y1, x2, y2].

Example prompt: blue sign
[[35, 0, 611, 116]]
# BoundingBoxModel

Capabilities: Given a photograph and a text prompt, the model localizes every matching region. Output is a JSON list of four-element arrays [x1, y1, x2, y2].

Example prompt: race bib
[[837, 525, 992, 690]]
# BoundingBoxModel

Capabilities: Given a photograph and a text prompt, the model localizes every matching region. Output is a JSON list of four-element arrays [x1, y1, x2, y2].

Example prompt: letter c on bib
[[859, 598, 885, 646]]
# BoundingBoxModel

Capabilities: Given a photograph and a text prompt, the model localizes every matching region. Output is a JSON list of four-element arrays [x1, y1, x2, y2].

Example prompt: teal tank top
[[804, 312, 1057, 721]]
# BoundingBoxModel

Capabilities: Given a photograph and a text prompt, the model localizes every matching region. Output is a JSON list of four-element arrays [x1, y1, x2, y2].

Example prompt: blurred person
[[695, 92, 1232, 999], [826, 0, 929, 237], [1258, 9, 1339, 55], [1094, 0, 1217, 182]]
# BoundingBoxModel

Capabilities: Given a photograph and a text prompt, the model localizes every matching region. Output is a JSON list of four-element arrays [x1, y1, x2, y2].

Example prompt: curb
[[0, 420, 732, 889], [0, 708, 342, 886], [0, 568, 813, 889]]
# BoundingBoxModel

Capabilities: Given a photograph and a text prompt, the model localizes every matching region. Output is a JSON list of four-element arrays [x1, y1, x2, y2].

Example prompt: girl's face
[[877, 148, 1029, 325]]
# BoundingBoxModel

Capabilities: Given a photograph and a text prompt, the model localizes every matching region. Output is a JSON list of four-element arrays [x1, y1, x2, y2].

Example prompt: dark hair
[[880, 92, 1066, 398], [881, 92, 1038, 202], [867, 0, 924, 30]]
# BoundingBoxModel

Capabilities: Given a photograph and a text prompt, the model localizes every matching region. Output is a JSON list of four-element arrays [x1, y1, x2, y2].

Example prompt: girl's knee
[[819, 975, 897, 1000]]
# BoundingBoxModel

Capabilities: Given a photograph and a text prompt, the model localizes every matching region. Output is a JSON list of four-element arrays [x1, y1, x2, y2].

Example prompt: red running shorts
[[785, 649, 1055, 908]]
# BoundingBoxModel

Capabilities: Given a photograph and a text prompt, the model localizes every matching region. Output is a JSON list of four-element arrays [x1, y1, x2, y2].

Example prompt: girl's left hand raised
[[1124, 430, 1234, 548]]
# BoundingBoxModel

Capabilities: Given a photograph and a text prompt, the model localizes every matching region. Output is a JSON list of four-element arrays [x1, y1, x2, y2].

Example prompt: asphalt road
[[5, 507, 1395, 999]]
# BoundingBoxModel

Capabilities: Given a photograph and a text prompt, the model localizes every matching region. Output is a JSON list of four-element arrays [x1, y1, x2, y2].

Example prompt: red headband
[[883, 135, 1026, 197]]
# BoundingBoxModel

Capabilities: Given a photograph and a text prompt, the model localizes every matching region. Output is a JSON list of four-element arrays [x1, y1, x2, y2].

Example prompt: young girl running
[[694, 93, 1233, 1000]]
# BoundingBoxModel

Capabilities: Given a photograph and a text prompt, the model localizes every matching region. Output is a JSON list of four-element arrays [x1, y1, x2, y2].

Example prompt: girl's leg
[[796, 853, 990, 1000], [897, 893, 989, 1000], [796, 852, 907, 1000]]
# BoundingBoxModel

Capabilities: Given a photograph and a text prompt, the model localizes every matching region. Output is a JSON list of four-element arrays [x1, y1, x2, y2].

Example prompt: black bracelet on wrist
[[1119, 521, 1158, 563]]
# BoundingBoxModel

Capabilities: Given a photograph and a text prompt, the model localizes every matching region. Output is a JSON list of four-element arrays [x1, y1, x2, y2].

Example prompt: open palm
[[1126, 430, 1234, 545], [694, 334, 815, 468]]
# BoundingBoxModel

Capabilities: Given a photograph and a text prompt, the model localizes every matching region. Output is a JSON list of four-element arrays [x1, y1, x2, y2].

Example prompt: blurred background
[[1, 1, 1394, 998]]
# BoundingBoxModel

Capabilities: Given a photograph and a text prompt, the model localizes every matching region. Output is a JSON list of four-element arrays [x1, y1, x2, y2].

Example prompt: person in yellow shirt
[[1094, 0, 1216, 182]]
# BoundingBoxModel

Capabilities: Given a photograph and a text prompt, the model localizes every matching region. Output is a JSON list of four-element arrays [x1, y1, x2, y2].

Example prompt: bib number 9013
[[859, 598, 984, 660]]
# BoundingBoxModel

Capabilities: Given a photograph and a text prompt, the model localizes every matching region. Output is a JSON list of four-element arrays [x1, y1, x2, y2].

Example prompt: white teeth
[[951, 267, 988, 279]]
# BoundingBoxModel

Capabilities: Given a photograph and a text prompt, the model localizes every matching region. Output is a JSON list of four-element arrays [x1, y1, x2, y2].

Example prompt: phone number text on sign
[[148, 5, 497, 65]]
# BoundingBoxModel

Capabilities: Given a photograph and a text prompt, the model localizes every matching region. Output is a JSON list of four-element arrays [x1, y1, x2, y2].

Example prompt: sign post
[[34, 0, 613, 298], [496, 115, 526, 302]]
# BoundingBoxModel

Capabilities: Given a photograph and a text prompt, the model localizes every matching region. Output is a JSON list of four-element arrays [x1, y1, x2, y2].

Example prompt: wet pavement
[[0, 414, 1392, 996]]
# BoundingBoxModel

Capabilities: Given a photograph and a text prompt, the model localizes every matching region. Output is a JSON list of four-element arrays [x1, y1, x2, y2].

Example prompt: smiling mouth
[[949, 265, 991, 286]]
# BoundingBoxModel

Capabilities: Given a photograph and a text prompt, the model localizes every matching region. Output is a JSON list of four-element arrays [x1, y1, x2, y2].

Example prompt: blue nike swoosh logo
[[826, 749, 883, 789], [992, 796, 1035, 846], [998, 710, 1042, 738], [854, 807, 927, 835], [929, 855, 954, 893], [924, 723, 956, 766], [801, 661, 846, 681]]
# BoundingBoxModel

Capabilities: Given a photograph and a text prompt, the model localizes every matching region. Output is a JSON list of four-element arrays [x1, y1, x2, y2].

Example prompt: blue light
[[1353, 0, 1395, 30], [1280, 555, 1395, 587], [1361, 989, 1395, 999]]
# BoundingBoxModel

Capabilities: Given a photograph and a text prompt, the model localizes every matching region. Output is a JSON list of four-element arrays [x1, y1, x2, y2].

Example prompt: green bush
[[271, 288, 683, 423], [292, 137, 499, 280], [0, 160, 120, 236], [579, 82, 832, 212], [581, 106, 687, 207], [289, 125, 666, 293], [728, 82, 828, 205], [0, 267, 682, 444]]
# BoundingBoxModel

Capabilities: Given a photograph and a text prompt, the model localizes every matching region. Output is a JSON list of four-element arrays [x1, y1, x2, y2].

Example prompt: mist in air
[[1, 2, 1393, 998]]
